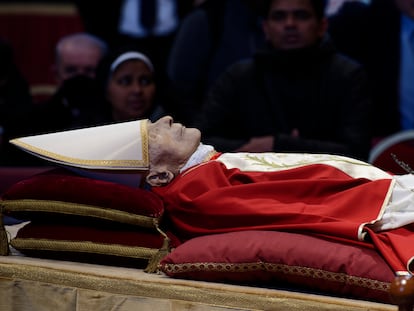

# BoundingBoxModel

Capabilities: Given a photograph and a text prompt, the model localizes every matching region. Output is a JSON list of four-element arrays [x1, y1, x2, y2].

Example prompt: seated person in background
[[73, 0, 195, 100], [194, 0, 373, 161], [53, 32, 109, 87], [27, 32, 109, 135], [166, 0, 266, 125], [328, 0, 414, 141], [96, 48, 167, 122], [10, 115, 414, 274]]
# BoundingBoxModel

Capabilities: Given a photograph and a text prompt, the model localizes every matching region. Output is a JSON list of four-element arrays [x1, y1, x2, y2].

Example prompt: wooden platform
[[0, 224, 398, 311]]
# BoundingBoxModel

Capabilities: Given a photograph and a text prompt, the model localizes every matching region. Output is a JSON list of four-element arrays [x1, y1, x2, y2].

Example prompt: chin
[[195, 131, 202, 144], [188, 127, 201, 137]]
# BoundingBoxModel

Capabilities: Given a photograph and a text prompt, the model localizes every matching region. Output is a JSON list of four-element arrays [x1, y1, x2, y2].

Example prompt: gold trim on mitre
[[10, 120, 149, 170]]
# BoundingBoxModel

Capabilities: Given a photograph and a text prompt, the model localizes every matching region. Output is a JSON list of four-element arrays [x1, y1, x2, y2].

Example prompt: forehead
[[270, 0, 314, 11], [60, 48, 102, 67], [61, 43, 101, 57], [112, 60, 151, 75]]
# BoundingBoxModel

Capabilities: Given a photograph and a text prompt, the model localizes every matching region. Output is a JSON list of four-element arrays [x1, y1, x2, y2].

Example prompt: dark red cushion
[[11, 221, 178, 269], [1, 169, 174, 271], [1, 169, 164, 228], [159, 230, 394, 303]]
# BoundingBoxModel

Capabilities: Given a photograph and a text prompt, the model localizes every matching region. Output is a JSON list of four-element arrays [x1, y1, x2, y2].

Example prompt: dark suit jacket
[[329, 0, 402, 139]]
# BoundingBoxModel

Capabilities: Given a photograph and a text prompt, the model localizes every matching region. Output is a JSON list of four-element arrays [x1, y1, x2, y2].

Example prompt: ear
[[146, 170, 175, 187]]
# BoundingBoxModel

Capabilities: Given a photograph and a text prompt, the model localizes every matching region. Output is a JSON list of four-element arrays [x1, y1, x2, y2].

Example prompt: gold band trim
[[10, 139, 147, 169], [140, 119, 149, 167], [1, 199, 159, 229], [0, 262, 395, 311], [10, 120, 150, 169], [0, 4, 78, 15], [11, 238, 157, 259]]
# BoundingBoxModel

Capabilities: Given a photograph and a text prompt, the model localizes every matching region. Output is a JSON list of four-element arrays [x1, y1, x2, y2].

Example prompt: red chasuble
[[153, 160, 414, 273], [154, 161, 390, 238]]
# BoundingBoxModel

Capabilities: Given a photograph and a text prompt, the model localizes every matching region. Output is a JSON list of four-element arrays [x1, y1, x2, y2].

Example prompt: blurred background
[[0, 0, 370, 104]]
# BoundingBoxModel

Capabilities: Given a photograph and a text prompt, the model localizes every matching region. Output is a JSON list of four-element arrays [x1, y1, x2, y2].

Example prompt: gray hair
[[55, 32, 108, 65]]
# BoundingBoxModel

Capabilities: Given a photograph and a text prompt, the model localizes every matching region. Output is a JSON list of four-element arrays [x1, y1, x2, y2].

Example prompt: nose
[[131, 81, 143, 93], [285, 14, 296, 27]]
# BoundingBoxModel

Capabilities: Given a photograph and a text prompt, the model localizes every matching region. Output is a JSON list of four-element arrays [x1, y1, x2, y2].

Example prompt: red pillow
[[1, 169, 163, 228], [11, 221, 179, 270], [0, 169, 169, 271], [159, 230, 394, 303]]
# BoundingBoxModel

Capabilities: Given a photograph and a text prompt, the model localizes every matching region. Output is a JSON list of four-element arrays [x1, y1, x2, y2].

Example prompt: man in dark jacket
[[194, 0, 373, 161]]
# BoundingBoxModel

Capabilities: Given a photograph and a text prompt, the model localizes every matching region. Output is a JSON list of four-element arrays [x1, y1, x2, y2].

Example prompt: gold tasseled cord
[[144, 219, 171, 273], [144, 236, 170, 273], [0, 206, 10, 256]]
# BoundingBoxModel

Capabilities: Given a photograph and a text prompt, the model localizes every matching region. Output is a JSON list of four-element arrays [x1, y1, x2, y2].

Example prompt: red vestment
[[153, 160, 413, 273]]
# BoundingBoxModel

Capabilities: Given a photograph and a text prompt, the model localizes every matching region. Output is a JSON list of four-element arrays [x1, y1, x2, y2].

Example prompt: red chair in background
[[369, 131, 414, 175], [0, 2, 84, 104]]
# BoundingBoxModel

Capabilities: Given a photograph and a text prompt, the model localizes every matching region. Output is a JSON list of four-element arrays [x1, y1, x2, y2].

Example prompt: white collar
[[180, 143, 216, 173]]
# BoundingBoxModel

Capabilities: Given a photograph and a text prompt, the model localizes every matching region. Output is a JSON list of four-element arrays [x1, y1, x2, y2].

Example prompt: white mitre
[[9, 120, 150, 187]]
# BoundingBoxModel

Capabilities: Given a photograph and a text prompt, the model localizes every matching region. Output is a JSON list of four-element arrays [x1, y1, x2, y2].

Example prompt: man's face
[[262, 0, 327, 50], [56, 44, 102, 86], [394, 0, 414, 20], [147, 116, 201, 172]]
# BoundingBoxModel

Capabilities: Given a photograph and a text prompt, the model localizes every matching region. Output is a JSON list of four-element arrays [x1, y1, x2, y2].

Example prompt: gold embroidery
[[161, 262, 390, 292], [244, 154, 372, 170], [245, 154, 285, 169]]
